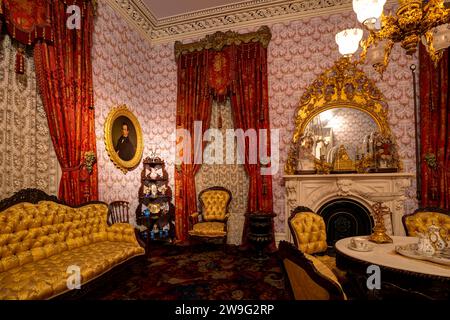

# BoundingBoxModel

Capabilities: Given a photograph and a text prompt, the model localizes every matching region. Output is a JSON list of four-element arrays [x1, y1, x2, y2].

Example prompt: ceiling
[[106, 0, 396, 44], [142, 0, 248, 19]]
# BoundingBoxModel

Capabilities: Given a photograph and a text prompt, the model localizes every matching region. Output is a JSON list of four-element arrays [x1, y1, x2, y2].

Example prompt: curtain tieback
[[61, 165, 81, 172]]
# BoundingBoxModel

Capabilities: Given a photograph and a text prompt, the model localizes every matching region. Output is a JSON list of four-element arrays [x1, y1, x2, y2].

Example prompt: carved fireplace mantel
[[284, 173, 413, 242]]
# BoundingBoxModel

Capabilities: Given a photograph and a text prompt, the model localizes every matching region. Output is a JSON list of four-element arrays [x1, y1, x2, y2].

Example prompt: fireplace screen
[[318, 199, 374, 245]]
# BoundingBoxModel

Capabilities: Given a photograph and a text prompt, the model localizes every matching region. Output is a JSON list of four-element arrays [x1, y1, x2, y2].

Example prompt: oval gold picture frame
[[104, 105, 143, 173]]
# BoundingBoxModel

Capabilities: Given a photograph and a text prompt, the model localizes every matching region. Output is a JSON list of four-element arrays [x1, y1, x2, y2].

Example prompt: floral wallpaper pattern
[[0, 36, 59, 200], [92, 2, 176, 224], [93, 2, 418, 236]]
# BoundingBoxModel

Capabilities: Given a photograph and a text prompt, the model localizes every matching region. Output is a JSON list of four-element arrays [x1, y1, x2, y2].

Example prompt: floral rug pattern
[[88, 244, 292, 300]]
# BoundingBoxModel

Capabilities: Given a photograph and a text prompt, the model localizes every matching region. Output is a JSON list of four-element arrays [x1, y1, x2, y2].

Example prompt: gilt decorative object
[[285, 57, 395, 175], [369, 201, 393, 244], [363, 192, 403, 244], [337, 0, 450, 74], [332, 145, 356, 173]]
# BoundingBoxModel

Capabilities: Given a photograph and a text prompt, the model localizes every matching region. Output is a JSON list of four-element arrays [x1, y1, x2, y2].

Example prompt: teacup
[[350, 237, 369, 250]]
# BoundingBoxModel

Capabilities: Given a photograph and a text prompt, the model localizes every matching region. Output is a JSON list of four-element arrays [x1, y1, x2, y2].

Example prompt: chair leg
[[222, 237, 228, 253]]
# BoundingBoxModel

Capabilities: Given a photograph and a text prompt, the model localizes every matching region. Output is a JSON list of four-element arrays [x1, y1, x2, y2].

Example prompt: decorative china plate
[[396, 244, 450, 266]]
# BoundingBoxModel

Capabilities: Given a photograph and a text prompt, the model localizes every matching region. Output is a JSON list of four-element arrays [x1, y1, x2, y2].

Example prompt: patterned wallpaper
[[93, 2, 418, 236], [92, 2, 176, 224], [0, 35, 59, 200]]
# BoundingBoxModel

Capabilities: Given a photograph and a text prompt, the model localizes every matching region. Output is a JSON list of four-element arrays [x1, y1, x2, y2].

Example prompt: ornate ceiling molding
[[104, 0, 397, 45]]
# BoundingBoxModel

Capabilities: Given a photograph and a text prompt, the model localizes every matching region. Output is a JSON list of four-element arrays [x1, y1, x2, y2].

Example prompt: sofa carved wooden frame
[[189, 186, 232, 245], [0, 188, 146, 300]]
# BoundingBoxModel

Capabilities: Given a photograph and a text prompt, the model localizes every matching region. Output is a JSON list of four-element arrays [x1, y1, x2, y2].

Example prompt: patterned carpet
[[87, 244, 292, 300]]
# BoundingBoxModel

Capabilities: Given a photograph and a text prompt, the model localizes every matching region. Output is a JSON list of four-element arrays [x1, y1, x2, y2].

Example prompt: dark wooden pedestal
[[246, 212, 276, 261]]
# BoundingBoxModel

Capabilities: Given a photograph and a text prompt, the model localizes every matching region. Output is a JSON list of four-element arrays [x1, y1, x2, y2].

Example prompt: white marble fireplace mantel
[[283, 173, 414, 242]]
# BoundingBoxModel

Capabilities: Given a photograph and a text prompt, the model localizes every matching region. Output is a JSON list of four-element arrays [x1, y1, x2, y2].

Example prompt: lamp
[[337, 0, 450, 74], [335, 28, 364, 56], [353, 0, 386, 29]]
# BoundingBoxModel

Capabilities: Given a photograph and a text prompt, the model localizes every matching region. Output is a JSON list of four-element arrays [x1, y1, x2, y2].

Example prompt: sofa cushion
[[0, 241, 145, 300]]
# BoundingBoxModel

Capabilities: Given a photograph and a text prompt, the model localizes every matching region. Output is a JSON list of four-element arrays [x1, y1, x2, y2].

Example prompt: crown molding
[[103, 0, 398, 45]]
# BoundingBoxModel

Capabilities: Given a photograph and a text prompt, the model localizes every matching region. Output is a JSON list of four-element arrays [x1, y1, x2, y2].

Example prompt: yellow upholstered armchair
[[288, 206, 346, 282], [188, 186, 232, 245], [402, 208, 450, 239], [278, 241, 346, 300]]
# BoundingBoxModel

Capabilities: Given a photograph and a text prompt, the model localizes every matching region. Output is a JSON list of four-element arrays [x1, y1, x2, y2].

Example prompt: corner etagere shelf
[[136, 157, 175, 243]]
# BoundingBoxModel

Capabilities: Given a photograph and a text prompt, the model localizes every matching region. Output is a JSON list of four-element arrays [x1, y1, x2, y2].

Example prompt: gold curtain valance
[[174, 25, 272, 59]]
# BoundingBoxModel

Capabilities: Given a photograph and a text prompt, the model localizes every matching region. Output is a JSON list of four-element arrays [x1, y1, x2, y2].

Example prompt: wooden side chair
[[288, 206, 347, 283], [278, 241, 347, 300], [108, 200, 148, 256], [402, 207, 450, 239], [108, 201, 130, 225]]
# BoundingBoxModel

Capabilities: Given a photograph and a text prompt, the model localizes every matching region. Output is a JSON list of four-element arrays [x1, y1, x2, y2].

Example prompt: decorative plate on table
[[396, 244, 450, 266]]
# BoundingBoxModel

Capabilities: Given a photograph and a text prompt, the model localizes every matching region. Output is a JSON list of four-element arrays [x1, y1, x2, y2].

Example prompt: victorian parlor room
[[0, 0, 449, 302]]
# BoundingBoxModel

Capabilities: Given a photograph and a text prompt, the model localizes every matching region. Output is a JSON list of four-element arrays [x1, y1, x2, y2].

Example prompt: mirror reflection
[[303, 108, 379, 162]]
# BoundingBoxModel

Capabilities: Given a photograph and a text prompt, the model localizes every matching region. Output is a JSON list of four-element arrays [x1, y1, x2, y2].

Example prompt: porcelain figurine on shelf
[[150, 184, 158, 198], [149, 167, 158, 179]]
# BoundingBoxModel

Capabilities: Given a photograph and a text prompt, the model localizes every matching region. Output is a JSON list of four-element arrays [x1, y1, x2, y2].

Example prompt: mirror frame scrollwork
[[285, 57, 397, 175]]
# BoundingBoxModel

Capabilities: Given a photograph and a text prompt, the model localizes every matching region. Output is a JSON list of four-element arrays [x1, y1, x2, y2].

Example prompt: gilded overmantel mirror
[[285, 58, 401, 175]]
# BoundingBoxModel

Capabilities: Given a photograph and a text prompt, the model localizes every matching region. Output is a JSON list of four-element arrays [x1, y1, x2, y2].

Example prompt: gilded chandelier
[[335, 0, 450, 74]]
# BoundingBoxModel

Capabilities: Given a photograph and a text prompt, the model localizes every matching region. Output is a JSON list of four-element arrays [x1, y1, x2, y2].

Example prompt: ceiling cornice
[[103, 0, 398, 45]]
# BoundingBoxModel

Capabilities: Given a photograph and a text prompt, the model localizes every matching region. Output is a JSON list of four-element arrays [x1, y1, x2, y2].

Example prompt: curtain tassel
[[15, 47, 25, 74], [262, 179, 267, 196]]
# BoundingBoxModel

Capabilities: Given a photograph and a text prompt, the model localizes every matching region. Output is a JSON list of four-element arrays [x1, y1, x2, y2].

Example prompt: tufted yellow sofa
[[189, 187, 231, 243], [402, 208, 450, 239], [0, 190, 145, 300]]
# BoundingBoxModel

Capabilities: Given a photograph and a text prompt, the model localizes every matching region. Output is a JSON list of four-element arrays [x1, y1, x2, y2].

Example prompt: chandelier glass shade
[[335, 28, 364, 56], [337, 0, 450, 74], [353, 0, 387, 28]]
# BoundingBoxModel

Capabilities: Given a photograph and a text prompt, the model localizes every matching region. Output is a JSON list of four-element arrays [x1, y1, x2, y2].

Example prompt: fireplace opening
[[317, 199, 374, 246]]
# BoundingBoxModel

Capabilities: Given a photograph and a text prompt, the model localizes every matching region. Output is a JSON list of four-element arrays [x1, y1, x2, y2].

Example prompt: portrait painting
[[112, 116, 137, 161], [104, 105, 143, 173]]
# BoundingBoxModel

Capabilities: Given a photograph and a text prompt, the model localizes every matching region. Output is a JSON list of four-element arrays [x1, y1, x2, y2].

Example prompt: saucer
[[347, 242, 375, 252]]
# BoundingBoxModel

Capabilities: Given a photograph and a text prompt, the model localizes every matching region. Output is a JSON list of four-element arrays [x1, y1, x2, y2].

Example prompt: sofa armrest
[[106, 223, 141, 246]]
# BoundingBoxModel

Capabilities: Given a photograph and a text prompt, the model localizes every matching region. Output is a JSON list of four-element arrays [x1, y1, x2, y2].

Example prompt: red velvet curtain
[[419, 47, 450, 210], [175, 41, 274, 246], [229, 42, 274, 249], [34, 0, 98, 205], [175, 50, 212, 241]]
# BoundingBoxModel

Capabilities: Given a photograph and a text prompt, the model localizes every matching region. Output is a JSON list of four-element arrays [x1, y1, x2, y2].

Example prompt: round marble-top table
[[336, 236, 450, 279], [335, 236, 450, 299]]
